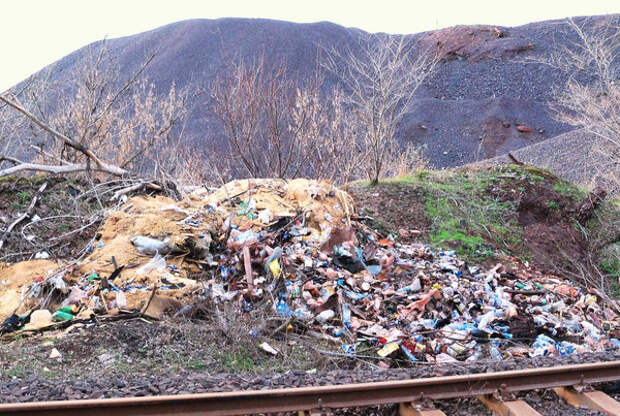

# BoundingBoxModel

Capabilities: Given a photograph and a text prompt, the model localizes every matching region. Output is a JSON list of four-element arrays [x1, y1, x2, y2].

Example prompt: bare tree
[[550, 17, 619, 193], [288, 85, 367, 184], [0, 71, 54, 163], [0, 41, 190, 182], [324, 34, 438, 184], [209, 55, 365, 183]]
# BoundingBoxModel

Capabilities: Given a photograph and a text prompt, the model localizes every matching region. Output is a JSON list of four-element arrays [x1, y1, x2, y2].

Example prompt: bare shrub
[[550, 17, 619, 193], [324, 34, 438, 184], [1, 41, 190, 184], [385, 142, 428, 179], [0, 70, 55, 164], [47, 43, 190, 180], [209, 56, 366, 184]]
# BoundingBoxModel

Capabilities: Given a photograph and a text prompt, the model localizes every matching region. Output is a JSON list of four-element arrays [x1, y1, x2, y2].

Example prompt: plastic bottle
[[52, 310, 74, 322], [489, 340, 503, 360], [466, 344, 482, 362], [400, 344, 418, 362], [275, 299, 292, 317], [342, 303, 352, 328], [315, 309, 336, 323], [447, 342, 466, 358]]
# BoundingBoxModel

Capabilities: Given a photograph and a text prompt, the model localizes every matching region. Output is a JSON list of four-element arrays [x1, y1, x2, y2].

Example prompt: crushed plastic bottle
[[531, 334, 556, 357], [275, 299, 292, 317], [489, 339, 503, 360], [342, 303, 352, 329]]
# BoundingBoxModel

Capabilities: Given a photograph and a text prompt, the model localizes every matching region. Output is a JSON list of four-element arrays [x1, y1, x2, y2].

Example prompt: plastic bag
[[136, 254, 167, 275]]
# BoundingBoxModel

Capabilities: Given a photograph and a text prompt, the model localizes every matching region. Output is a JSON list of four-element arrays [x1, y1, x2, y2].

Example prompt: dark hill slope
[[480, 129, 619, 195], [11, 15, 619, 167]]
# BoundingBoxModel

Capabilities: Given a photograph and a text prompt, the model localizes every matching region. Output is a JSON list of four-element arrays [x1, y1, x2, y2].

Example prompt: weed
[[601, 257, 620, 278], [529, 174, 545, 184], [219, 349, 255, 372], [186, 360, 207, 370], [547, 201, 559, 209], [17, 191, 32, 204], [416, 168, 523, 261], [553, 181, 588, 201]]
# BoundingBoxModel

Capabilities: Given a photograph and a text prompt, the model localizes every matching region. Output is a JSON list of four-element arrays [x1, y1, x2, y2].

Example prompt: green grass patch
[[601, 257, 620, 278], [553, 180, 588, 202], [379, 166, 537, 261], [218, 348, 255, 372], [186, 360, 208, 370], [368, 164, 606, 263], [17, 191, 32, 204]]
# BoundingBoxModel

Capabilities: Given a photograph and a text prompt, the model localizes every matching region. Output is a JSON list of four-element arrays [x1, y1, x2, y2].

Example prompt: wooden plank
[[554, 387, 620, 416], [399, 403, 446, 416], [478, 395, 541, 416]]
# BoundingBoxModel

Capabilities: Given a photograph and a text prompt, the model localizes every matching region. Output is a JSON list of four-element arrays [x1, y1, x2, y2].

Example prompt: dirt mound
[[347, 183, 429, 240], [399, 97, 565, 168], [513, 182, 586, 270], [481, 129, 619, 195], [9, 15, 616, 172], [0, 260, 59, 321], [422, 25, 534, 61], [351, 166, 615, 277], [0, 178, 354, 323]]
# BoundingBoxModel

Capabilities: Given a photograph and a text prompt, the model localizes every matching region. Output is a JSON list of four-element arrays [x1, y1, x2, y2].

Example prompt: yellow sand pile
[[0, 260, 61, 321], [0, 179, 354, 323]]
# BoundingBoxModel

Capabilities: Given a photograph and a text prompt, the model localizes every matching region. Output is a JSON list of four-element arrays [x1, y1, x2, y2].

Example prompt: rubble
[[0, 178, 618, 365]]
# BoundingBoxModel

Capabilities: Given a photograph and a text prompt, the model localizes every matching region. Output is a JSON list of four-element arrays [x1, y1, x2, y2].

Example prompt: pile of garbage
[[1, 178, 618, 364]]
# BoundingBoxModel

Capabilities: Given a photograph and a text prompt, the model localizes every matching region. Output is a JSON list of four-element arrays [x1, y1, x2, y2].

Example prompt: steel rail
[[1, 361, 619, 415]]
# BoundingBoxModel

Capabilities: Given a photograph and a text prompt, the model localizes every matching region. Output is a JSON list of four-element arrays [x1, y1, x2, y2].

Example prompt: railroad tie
[[553, 387, 620, 416], [398, 402, 447, 416], [298, 410, 333, 416], [478, 395, 541, 416]]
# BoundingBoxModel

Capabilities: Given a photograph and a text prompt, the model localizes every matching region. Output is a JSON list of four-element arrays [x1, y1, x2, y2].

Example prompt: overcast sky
[[1, 0, 618, 92]]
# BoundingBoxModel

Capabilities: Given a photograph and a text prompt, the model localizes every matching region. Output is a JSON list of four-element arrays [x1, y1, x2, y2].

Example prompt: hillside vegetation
[[351, 165, 620, 298], [3, 15, 616, 170]]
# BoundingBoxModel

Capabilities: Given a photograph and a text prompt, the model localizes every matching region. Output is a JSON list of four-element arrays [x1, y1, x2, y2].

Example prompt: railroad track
[[1, 361, 619, 415]]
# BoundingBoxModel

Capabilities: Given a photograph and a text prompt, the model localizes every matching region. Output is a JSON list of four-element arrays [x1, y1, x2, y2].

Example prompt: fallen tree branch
[[0, 94, 128, 177], [21, 214, 102, 246], [0, 161, 123, 177], [507, 152, 523, 165], [0, 182, 47, 251], [110, 181, 163, 200]]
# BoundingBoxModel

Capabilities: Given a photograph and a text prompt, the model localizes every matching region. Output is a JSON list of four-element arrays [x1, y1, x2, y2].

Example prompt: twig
[[507, 152, 523, 165], [505, 289, 546, 295], [111, 181, 163, 200], [313, 348, 433, 365], [141, 284, 159, 315], [0, 182, 47, 251], [269, 317, 292, 337]]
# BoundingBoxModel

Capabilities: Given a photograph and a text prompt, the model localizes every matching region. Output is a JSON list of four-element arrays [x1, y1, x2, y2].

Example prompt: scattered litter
[[25, 310, 52, 330], [259, 342, 279, 355], [0, 179, 617, 367], [130, 236, 171, 255]]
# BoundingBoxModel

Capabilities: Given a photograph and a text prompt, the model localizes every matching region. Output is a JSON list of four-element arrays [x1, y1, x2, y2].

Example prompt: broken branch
[[0, 182, 47, 251], [0, 94, 128, 177]]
